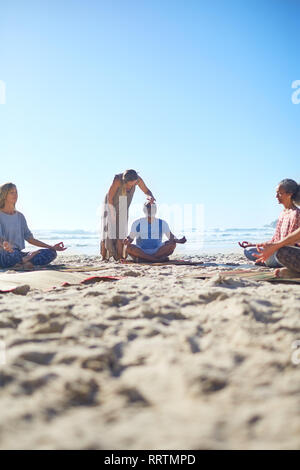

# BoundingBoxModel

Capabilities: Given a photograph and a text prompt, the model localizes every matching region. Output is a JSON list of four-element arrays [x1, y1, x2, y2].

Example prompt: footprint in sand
[[18, 351, 56, 365], [117, 387, 150, 407], [64, 378, 99, 407]]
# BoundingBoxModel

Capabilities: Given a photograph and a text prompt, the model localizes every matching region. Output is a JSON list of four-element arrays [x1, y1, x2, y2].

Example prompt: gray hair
[[279, 179, 300, 205]]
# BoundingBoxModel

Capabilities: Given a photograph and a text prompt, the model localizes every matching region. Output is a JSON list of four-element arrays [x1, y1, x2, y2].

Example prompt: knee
[[166, 240, 176, 248], [0, 250, 22, 268], [126, 243, 135, 252], [276, 246, 289, 264], [49, 249, 57, 261], [244, 247, 257, 260]]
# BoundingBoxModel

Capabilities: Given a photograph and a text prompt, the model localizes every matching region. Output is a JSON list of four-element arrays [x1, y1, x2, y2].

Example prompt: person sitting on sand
[[254, 226, 300, 278], [0, 182, 67, 269], [238, 178, 300, 267], [123, 202, 187, 262]]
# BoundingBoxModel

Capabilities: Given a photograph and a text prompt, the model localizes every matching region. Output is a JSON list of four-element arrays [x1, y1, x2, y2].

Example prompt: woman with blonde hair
[[0, 183, 67, 269], [101, 170, 155, 260]]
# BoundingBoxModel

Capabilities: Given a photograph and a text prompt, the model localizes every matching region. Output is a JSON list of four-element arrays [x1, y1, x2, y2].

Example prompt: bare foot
[[12, 262, 34, 271], [22, 250, 41, 264], [12, 263, 24, 270], [23, 262, 34, 270], [18, 261, 34, 270], [275, 267, 300, 278]]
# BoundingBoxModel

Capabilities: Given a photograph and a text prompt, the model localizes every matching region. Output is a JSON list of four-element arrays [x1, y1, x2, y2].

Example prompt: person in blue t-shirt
[[0, 182, 67, 269], [123, 202, 186, 262]]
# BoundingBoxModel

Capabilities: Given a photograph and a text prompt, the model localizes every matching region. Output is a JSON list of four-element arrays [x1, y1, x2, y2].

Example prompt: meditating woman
[[100, 170, 155, 260], [239, 179, 300, 267], [0, 182, 67, 269], [254, 227, 300, 278]]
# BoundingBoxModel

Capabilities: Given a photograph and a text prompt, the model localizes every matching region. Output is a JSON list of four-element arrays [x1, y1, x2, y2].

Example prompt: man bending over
[[123, 202, 186, 262]]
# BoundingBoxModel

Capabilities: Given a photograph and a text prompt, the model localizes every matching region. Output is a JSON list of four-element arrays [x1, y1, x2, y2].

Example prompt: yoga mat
[[9, 264, 111, 273], [0, 271, 123, 293], [120, 259, 204, 266], [0, 284, 30, 295], [6, 260, 205, 271], [187, 269, 300, 284]]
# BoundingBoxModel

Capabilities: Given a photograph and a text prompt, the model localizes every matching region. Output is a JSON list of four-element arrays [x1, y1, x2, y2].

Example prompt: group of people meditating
[[0, 173, 300, 278]]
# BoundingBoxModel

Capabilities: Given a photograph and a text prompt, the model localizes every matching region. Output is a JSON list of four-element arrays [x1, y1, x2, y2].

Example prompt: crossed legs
[[275, 246, 300, 278], [126, 240, 177, 262], [0, 249, 57, 270]]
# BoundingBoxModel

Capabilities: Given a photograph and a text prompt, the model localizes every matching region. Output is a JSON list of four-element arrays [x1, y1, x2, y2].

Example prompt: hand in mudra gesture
[[238, 241, 256, 249], [175, 236, 187, 244], [2, 241, 14, 252], [51, 242, 67, 251]]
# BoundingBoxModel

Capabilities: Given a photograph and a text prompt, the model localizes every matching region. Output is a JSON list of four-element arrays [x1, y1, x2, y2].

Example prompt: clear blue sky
[[0, 0, 299, 231]]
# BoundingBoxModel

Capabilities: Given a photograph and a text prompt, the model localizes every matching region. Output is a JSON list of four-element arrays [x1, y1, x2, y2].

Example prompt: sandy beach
[[0, 252, 299, 450]]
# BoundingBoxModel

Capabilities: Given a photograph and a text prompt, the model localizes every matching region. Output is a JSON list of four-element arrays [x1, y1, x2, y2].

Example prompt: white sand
[[0, 252, 299, 450]]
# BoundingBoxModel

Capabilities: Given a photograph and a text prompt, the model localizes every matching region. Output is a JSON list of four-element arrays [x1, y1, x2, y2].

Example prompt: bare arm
[[137, 178, 155, 202], [254, 227, 300, 262], [107, 176, 121, 205], [265, 227, 300, 250], [27, 238, 67, 251], [169, 232, 187, 244]]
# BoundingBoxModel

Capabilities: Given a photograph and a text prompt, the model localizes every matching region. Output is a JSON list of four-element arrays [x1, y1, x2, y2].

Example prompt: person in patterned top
[[254, 226, 300, 278], [239, 179, 300, 267]]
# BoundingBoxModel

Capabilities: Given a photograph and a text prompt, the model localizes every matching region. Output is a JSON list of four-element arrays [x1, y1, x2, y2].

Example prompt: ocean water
[[29, 227, 275, 256]]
